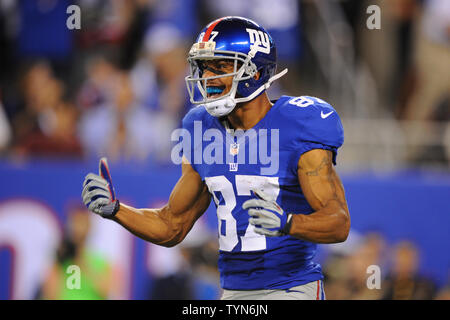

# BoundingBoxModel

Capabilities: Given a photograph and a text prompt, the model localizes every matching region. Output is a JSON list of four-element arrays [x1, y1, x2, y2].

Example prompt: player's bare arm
[[82, 157, 211, 248], [112, 161, 211, 247], [290, 149, 350, 243], [112, 160, 211, 247]]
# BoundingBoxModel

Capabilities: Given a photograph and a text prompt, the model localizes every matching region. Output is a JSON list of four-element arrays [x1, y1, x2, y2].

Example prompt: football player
[[82, 16, 350, 300]]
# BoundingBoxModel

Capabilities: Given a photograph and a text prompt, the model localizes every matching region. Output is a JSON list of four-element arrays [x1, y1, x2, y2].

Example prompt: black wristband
[[101, 200, 120, 219], [281, 214, 293, 235], [112, 199, 120, 216]]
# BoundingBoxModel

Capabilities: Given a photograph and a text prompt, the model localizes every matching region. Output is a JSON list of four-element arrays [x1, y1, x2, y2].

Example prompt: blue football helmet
[[185, 16, 288, 117]]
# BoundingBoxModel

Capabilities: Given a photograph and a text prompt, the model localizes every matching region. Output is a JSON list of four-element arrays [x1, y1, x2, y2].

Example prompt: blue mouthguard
[[206, 86, 225, 94]]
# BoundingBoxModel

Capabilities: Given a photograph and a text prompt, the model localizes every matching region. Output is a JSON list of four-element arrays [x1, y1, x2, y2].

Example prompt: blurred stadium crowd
[[0, 0, 449, 165], [0, 0, 449, 300]]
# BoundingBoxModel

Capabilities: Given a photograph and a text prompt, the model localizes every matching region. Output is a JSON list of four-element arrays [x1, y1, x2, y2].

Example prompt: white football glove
[[82, 157, 120, 218], [242, 189, 293, 237]]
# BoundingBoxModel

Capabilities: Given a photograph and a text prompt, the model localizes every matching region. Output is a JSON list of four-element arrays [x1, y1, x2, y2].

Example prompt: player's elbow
[[157, 229, 185, 248], [157, 222, 189, 248], [157, 234, 183, 248], [335, 226, 350, 243], [159, 240, 180, 248], [334, 209, 350, 243]]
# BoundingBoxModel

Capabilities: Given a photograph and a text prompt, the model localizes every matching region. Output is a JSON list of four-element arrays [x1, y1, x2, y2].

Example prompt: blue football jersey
[[179, 95, 344, 290]]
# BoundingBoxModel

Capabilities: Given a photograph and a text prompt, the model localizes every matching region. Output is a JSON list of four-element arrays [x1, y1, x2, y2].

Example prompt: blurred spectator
[[180, 225, 221, 300], [322, 253, 353, 299], [129, 53, 159, 110], [0, 94, 12, 152], [0, 0, 17, 86], [118, 0, 153, 70], [323, 232, 387, 300], [323, 234, 442, 300], [76, 0, 136, 48], [345, 233, 387, 299], [147, 244, 194, 300], [40, 204, 114, 300], [398, 0, 450, 165], [201, 0, 301, 63], [11, 61, 83, 158], [382, 241, 437, 300], [144, 23, 191, 119], [401, 0, 450, 121], [16, 0, 74, 81], [147, 218, 221, 300], [76, 55, 118, 110], [78, 70, 164, 162], [357, 0, 420, 117], [147, 0, 199, 39], [124, 2, 197, 155], [17, 0, 72, 59]]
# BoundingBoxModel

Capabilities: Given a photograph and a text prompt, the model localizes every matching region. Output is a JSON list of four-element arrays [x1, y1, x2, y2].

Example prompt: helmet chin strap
[[202, 68, 288, 117], [234, 68, 288, 104]]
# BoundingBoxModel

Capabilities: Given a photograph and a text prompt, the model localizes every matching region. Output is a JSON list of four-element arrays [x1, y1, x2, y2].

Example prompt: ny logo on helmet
[[246, 28, 270, 56]]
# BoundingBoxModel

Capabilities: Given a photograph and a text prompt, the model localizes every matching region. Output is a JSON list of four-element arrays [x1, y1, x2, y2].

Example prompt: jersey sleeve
[[281, 96, 344, 165], [180, 105, 208, 174]]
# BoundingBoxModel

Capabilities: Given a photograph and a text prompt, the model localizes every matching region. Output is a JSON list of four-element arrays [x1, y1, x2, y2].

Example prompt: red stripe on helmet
[[202, 18, 223, 41]]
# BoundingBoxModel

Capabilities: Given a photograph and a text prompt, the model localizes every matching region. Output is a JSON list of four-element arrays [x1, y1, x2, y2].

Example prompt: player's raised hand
[[82, 157, 120, 218], [242, 189, 292, 237]]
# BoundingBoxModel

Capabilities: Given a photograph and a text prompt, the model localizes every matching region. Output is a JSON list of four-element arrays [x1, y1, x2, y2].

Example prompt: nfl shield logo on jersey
[[230, 142, 240, 156]]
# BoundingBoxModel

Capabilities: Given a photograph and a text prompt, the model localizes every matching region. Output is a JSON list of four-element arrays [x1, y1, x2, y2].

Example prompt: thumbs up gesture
[[82, 158, 120, 218]]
